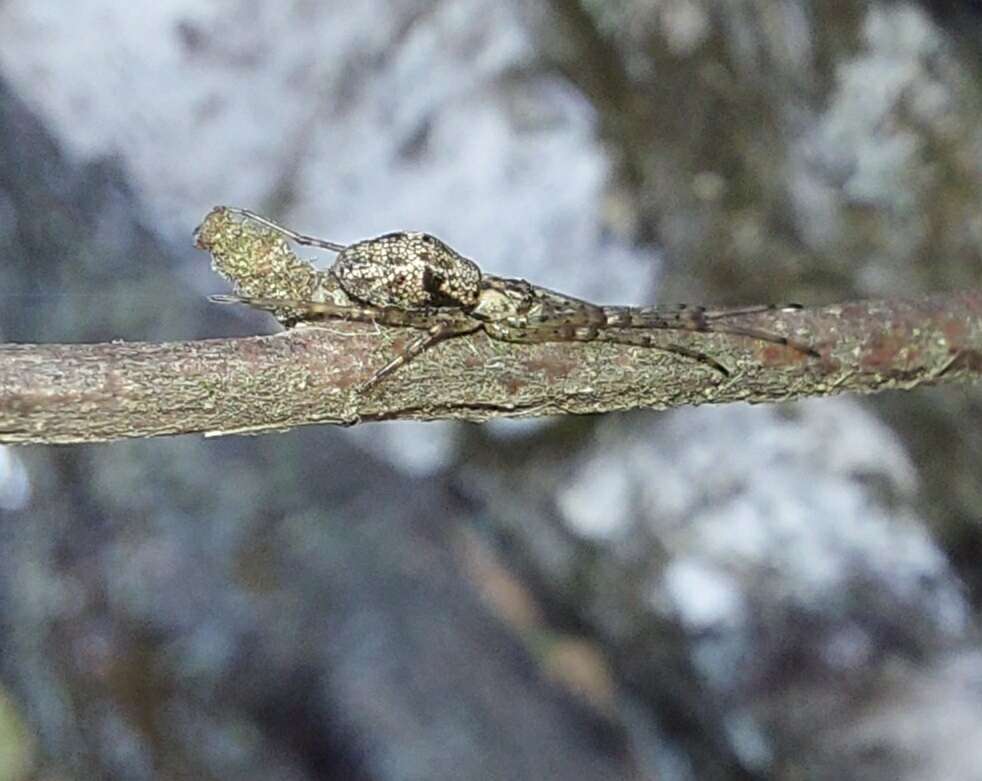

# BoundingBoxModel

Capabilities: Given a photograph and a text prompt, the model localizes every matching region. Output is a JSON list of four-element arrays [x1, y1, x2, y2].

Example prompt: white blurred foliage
[[811, 4, 942, 210], [0, 447, 30, 510], [832, 651, 982, 781], [0, 0, 654, 474], [558, 397, 965, 635], [0, 0, 651, 299], [791, 2, 953, 294]]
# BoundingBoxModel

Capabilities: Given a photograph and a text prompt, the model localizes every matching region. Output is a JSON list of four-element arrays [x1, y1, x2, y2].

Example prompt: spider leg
[[699, 323, 820, 357], [209, 293, 385, 324], [601, 304, 794, 329], [607, 304, 818, 358], [210, 293, 474, 330], [593, 330, 730, 376], [224, 207, 346, 253], [647, 303, 802, 320], [702, 304, 796, 319], [360, 319, 482, 391], [695, 306, 819, 357], [484, 322, 730, 377], [212, 293, 482, 389]]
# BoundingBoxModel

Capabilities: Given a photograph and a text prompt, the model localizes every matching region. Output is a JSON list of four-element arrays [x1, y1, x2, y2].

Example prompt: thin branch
[[0, 208, 979, 444], [0, 289, 978, 444]]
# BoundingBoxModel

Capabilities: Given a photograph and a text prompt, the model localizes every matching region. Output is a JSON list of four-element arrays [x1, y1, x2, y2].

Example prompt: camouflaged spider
[[210, 208, 818, 390]]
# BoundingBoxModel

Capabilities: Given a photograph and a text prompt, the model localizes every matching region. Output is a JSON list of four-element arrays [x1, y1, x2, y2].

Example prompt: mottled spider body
[[335, 232, 482, 310]]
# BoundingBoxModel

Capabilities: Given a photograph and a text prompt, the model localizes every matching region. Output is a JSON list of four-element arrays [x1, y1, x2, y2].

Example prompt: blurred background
[[1, 1, 981, 779]]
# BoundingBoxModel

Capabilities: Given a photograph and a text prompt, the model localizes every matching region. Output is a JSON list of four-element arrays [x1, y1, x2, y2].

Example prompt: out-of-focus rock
[[0, 77, 630, 781]]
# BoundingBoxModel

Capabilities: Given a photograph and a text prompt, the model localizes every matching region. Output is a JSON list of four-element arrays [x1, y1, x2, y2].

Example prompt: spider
[[208, 208, 818, 389]]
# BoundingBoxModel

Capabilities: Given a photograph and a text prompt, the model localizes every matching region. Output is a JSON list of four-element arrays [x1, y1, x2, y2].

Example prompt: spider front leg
[[209, 293, 394, 325], [210, 294, 471, 330], [212, 293, 482, 390], [223, 207, 347, 253]]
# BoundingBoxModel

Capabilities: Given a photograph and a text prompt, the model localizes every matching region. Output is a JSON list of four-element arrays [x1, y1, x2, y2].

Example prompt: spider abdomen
[[332, 231, 482, 310]]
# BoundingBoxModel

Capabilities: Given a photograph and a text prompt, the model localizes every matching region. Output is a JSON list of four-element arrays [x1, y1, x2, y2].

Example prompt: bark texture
[[1, 288, 979, 443]]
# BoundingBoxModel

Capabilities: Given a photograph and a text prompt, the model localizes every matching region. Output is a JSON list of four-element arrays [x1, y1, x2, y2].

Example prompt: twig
[[0, 209, 978, 444]]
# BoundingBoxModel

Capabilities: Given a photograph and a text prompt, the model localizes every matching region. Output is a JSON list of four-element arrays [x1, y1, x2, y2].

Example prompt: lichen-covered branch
[[0, 208, 979, 444]]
